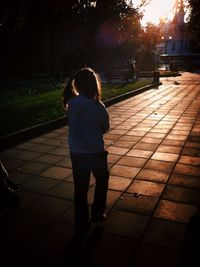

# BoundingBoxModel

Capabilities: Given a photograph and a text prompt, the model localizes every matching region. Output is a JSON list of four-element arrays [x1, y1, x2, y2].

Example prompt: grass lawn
[[0, 79, 152, 138]]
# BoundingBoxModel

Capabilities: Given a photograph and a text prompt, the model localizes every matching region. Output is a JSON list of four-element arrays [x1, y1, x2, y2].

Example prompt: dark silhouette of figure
[[62, 68, 110, 238], [128, 60, 136, 82]]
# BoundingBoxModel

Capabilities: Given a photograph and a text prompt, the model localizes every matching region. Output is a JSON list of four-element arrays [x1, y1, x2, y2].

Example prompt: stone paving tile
[[174, 163, 200, 176], [0, 148, 22, 160], [28, 143, 57, 153], [1, 158, 27, 172], [17, 161, 50, 174], [117, 155, 147, 167], [188, 136, 200, 143], [22, 176, 60, 194], [18, 191, 42, 211], [104, 139, 113, 146], [150, 128, 170, 134], [37, 221, 74, 255], [139, 137, 163, 144], [131, 242, 181, 267], [42, 138, 67, 147], [64, 175, 74, 184], [39, 166, 72, 180], [35, 154, 64, 164], [114, 124, 134, 130], [133, 142, 159, 151], [174, 126, 192, 131], [119, 135, 141, 142], [53, 127, 67, 134], [112, 140, 135, 148], [184, 141, 200, 148], [156, 145, 182, 154], [104, 133, 123, 141], [168, 173, 200, 189], [108, 175, 132, 191], [9, 170, 34, 184], [30, 136, 50, 144], [127, 130, 147, 137], [145, 132, 167, 139], [143, 218, 187, 249], [47, 181, 74, 200], [127, 180, 165, 198], [107, 153, 122, 164], [144, 159, 175, 172], [89, 233, 138, 267], [114, 192, 158, 216], [170, 131, 190, 136], [57, 203, 74, 225], [55, 156, 72, 168], [57, 138, 68, 147], [127, 149, 154, 158], [108, 129, 128, 135], [133, 127, 151, 132], [154, 199, 198, 223], [139, 122, 156, 126], [13, 150, 43, 160], [40, 132, 61, 139], [88, 187, 122, 209], [151, 152, 179, 162], [162, 185, 200, 205], [136, 169, 170, 183], [24, 195, 72, 219], [110, 164, 140, 178], [48, 146, 70, 156], [170, 129, 190, 135], [165, 134, 188, 141], [108, 162, 114, 169], [104, 209, 149, 238], [107, 146, 130, 155], [14, 141, 38, 151], [181, 147, 200, 156], [161, 139, 185, 147]]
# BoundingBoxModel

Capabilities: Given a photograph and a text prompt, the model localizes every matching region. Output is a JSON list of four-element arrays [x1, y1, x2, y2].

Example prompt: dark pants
[[70, 151, 109, 233]]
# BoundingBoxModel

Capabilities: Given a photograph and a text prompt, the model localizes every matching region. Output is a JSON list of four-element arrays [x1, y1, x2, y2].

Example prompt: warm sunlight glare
[[133, 0, 176, 26]]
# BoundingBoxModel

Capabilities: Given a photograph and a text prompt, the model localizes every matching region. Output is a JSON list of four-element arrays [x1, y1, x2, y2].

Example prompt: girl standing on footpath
[[62, 68, 110, 237]]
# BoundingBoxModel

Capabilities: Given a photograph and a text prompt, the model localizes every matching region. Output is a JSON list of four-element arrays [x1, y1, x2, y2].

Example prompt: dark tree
[[0, 0, 147, 80], [188, 0, 200, 52]]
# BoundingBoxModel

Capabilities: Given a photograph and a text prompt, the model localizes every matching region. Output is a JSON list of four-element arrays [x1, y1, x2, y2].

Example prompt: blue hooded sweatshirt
[[67, 94, 109, 153]]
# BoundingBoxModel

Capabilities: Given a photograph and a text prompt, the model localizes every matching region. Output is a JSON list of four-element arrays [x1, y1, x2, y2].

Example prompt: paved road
[[0, 72, 200, 267]]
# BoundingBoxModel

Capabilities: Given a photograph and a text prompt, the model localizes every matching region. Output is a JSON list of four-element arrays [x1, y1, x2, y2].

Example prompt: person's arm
[[98, 102, 110, 134]]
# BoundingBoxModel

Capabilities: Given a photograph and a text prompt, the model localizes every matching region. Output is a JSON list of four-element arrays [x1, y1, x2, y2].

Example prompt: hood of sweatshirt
[[68, 94, 96, 114]]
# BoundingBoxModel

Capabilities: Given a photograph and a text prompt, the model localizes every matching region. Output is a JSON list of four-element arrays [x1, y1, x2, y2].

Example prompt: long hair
[[62, 68, 101, 110]]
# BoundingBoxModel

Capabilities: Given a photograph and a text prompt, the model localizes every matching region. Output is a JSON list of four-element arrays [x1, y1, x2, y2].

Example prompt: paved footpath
[[0, 72, 200, 267]]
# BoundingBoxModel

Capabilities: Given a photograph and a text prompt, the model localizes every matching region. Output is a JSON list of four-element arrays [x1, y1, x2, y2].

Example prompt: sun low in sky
[[133, 0, 176, 26]]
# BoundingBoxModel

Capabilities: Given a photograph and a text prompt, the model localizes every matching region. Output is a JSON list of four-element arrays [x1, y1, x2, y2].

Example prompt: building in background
[[159, 0, 200, 70]]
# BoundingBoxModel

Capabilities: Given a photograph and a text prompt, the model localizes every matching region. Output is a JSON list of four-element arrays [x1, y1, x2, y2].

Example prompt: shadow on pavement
[[180, 208, 200, 267], [60, 225, 104, 267]]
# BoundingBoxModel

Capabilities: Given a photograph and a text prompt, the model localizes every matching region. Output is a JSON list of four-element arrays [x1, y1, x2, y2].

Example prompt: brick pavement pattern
[[0, 72, 200, 267]]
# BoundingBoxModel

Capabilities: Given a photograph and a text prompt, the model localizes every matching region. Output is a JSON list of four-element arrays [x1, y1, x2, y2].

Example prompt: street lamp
[[161, 36, 172, 54], [161, 36, 172, 70]]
